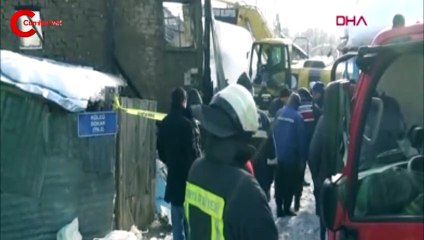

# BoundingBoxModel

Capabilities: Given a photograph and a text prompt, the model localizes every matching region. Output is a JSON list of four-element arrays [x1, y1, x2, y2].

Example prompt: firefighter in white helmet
[[185, 84, 278, 240]]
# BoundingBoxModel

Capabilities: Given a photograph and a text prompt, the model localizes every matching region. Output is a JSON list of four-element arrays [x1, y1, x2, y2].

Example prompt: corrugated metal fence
[[0, 85, 116, 240], [1, 86, 157, 239], [115, 97, 156, 230]]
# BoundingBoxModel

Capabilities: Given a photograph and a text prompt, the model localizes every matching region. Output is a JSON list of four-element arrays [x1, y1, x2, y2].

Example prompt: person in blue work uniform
[[237, 73, 277, 201], [186, 84, 278, 240], [273, 93, 306, 217], [294, 87, 315, 211]]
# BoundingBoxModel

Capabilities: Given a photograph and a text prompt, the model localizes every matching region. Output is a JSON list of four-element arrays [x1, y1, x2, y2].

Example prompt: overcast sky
[[213, 0, 424, 36], [212, 0, 354, 36]]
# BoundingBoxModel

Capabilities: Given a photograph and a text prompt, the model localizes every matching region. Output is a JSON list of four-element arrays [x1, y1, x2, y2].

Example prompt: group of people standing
[[157, 77, 327, 240], [270, 82, 328, 240], [266, 82, 325, 217]]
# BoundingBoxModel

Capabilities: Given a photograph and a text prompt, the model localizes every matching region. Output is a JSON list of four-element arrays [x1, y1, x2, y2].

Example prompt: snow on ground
[[270, 167, 321, 240]]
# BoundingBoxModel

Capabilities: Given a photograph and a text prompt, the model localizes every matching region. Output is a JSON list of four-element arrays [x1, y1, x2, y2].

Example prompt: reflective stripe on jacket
[[298, 102, 315, 122], [185, 157, 278, 240], [185, 182, 226, 239]]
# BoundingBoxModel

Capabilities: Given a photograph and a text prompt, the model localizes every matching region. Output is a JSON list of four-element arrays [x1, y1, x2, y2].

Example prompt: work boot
[[294, 197, 300, 212], [276, 206, 283, 217], [285, 210, 297, 217]]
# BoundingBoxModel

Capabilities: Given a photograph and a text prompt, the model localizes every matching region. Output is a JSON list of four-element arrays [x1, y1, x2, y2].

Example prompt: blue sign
[[78, 111, 118, 138]]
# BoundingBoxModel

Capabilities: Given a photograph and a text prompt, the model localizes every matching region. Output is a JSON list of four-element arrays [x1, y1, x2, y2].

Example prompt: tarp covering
[[0, 50, 125, 112], [207, 17, 253, 91], [215, 20, 253, 85]]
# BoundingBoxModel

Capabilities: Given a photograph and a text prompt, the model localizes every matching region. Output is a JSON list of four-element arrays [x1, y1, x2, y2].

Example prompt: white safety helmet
[[192, 84, 259, 138]]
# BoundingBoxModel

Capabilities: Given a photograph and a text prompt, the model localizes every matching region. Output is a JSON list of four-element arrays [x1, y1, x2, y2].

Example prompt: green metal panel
[[0, 84, 48, 198], [1, 83, 116, 240]]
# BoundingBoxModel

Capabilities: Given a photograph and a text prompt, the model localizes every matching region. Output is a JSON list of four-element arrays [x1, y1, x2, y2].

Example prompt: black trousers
[[295, 161, 307, 202], [275, 161, 301, 212], [253, 160, 275, 199], [314, 187, 326, 240]]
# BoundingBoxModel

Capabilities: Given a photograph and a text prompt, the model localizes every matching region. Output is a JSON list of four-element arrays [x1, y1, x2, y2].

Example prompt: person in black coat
[[311, 81, 325, 121], [309, 81, 328, 240], [157, 87, 201, 240], [310, 78, 333, 240], [309, 114, 328, 240], [309, 81, 355, 240]]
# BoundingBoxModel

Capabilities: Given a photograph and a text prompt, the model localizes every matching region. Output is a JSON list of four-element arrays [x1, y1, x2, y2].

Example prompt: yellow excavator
[[213, 0, 338, 109]]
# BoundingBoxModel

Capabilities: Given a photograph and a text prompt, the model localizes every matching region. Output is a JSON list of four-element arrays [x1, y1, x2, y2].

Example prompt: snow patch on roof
[[0, 50, 126, 112]]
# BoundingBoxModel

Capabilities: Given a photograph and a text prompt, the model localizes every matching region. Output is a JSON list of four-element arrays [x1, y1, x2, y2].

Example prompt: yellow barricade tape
[[113, 96, 167, 121]]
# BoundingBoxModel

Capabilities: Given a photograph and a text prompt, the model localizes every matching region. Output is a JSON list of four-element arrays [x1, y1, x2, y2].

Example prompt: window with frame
[[354, 52, 424, 219], [291, 48, 305, 61], [250, 44, 290, 88], [263, 46, 282, 67], [163, 2, 195, 49], [249, 44, 260, 79]]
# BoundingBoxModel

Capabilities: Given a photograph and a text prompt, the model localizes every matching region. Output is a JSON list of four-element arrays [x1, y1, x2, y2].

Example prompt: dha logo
[[336, 16, 368, 26]]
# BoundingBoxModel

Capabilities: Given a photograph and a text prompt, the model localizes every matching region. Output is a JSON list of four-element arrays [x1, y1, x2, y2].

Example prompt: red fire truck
[[321, 23, 423, 240]]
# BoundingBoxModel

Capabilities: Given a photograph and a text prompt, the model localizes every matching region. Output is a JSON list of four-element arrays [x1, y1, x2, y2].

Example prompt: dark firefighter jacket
[[273, 105, 306, 164], [313, 97, 324, 122], [250, 110, 276, 191], [185, 138, 278, 240], [251, 110, 276, 165], [308, 115, 329, 215], [157, 107, 201, 206]]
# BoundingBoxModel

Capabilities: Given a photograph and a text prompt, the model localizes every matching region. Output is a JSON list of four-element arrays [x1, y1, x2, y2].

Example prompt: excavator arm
[[237, 5, 274, 41], [213, 0, 308, 59]]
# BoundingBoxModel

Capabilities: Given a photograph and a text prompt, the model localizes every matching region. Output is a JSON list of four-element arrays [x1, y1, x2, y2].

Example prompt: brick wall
[[1, 0, 112, 72], [0, 0, 165, 102], [113, 0, 164, 100]]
